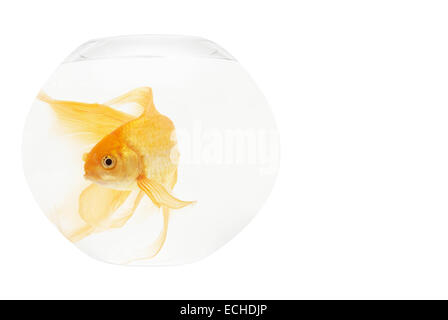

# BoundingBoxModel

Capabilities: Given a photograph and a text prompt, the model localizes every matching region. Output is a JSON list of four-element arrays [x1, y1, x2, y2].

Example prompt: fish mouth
[[84, 173, 104, 186], [84, 172, 110, 186], [83, 173, 94, 181]]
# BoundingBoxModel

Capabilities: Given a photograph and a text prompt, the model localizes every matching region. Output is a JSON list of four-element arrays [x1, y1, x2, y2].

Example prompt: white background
[[1, 0, 448, 299]]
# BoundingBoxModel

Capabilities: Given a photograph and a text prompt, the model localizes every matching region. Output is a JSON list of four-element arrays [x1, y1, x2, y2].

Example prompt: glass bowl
[[22, 35, 279, 265]]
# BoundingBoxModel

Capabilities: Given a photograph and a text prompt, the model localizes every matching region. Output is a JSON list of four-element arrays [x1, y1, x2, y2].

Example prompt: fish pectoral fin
[[104, 87, 157, 116], [79, 183, 131, 228], [37, 91, 135, 145], [137, 176, 195, 209]]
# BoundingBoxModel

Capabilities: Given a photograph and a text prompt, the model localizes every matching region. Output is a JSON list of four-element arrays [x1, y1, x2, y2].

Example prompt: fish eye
[[101, 155, 116, 169]]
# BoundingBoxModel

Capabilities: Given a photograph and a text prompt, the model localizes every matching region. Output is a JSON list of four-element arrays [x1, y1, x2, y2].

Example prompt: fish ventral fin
[[137, 175, 195, 209], [104, 87, 158, 117], [78, 183, 131, 229]]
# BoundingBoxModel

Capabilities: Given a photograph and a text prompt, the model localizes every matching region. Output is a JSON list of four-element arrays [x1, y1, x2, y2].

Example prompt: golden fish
[[37, 87, 194, 260]]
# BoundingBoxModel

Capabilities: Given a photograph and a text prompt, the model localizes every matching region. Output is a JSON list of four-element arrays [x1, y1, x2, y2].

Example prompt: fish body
[[84, 103, 178, 191], [38, 87, 193, 260]]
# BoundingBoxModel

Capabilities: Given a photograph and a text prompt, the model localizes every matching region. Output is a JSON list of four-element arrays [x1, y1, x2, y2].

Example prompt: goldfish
[[37, 87, 194, 260]]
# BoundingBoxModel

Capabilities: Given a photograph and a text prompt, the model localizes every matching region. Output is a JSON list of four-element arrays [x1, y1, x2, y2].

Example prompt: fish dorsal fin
[[105, 87, 159, 117], [37, 91, 135, 145]]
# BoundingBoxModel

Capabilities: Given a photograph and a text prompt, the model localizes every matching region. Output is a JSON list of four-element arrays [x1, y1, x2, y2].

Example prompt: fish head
[[83, 135, 141, 189]]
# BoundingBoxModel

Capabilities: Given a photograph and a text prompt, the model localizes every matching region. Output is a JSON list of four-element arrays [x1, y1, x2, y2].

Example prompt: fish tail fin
[[66, 224, 95, 243], [37, 91, 53, 103]]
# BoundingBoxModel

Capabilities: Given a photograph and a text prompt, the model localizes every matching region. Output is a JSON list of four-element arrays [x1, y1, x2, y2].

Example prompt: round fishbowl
[[22, 35, 279, 265]]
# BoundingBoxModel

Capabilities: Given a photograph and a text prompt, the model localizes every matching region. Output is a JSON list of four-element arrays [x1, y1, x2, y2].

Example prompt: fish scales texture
[[119, 114, 178, 188]]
